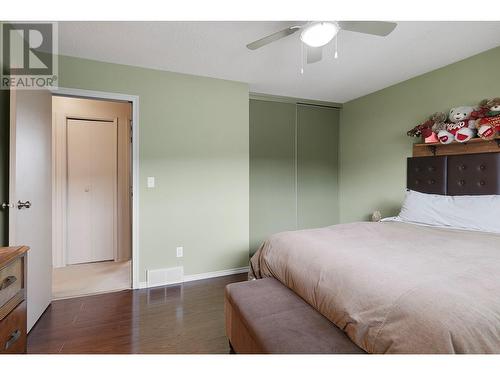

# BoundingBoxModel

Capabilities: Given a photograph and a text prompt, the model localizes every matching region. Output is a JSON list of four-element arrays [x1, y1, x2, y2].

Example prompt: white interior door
[[9, 89, 52, 332], [66, 119, 117, 265]]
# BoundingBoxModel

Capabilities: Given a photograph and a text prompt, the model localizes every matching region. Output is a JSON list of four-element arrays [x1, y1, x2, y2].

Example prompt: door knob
[[17, 200, 31, 209], [1, 202, 14, 210]]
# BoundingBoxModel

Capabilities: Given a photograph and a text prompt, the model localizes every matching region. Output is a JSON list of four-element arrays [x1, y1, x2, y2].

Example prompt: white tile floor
[[52, 260, 131, 299]]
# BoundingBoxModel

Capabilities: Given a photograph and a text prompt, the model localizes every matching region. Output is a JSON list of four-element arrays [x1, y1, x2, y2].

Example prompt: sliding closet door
[[297, 105, 339, 229], [250, 99, 340, 253], [249, 99, 296, 254]]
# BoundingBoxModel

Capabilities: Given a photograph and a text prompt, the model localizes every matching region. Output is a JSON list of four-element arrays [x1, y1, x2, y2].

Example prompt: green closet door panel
[[249, 99, 296, 254], [297, 105, 339, 229]]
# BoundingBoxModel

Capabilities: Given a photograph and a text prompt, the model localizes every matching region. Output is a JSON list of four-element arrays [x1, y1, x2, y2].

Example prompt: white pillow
[[397, 190, 500, 234]]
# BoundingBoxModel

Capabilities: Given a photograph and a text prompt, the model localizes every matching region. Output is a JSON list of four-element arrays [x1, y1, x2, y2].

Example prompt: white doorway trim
[[51, 87, 140, 289]]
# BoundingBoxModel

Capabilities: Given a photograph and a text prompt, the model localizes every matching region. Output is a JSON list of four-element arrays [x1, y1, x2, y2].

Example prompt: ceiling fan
[[246, 21, 397, 64]]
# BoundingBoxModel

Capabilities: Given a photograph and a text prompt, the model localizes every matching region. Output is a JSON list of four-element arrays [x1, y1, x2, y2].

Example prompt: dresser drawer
[[0, 301, 27, 354], [0, 258, 23, 308]]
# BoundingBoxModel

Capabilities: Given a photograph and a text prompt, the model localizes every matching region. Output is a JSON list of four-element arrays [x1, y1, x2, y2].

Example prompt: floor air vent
[[147, 266, 184, 288]]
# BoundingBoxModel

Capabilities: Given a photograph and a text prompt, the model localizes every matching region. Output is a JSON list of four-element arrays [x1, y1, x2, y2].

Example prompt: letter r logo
[[2, 23, 53, 76]]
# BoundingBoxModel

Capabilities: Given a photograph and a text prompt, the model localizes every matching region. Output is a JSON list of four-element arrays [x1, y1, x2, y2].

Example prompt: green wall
[[57, 55, 249, 281], [339, 46, 500, 223], [250, 99, 339, 253]]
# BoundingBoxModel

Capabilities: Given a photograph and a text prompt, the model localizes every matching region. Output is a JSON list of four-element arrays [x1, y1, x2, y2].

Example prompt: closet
[[249, 98, 340, 254], [66, 119, 117, 264]]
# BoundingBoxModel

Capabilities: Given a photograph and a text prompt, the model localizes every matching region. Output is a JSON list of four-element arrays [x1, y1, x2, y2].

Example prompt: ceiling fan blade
[[337, 21, 397, 36], [246, 26, 301, 50], [306, 46, 323, 64]]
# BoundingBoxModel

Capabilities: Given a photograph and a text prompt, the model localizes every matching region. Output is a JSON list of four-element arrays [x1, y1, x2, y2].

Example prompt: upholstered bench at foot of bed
[[224, 277, 366, 354]]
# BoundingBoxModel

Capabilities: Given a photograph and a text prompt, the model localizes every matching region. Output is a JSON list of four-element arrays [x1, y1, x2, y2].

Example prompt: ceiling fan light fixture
[[300, 22, 339, 48]]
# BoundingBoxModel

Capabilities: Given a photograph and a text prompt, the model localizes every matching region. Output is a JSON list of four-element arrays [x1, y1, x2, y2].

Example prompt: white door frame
[[51, 87, 140, 289]]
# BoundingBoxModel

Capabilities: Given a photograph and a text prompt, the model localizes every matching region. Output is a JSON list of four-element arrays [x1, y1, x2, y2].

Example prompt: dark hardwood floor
[[27, 273, 247, 354]]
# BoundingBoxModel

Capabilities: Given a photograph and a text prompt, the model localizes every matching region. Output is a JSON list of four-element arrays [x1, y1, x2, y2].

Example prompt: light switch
[[176, 247, 183, 258], [147, 177, 155, 188]]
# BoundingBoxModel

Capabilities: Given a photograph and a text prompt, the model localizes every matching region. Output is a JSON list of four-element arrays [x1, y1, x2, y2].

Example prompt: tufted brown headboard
[[407, 152, 500, 195]]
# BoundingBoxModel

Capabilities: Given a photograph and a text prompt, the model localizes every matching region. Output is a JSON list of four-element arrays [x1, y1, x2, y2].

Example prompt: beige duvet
[[250, 221, 500, 354]]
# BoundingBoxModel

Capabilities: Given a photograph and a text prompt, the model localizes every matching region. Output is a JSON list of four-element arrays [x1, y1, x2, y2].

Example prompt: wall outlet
[[176, 246, 183, 258], [147, 176, 155, 188]]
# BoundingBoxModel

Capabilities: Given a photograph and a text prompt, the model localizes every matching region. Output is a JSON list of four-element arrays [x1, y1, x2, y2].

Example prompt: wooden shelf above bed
[[412, 136, 500, 157]]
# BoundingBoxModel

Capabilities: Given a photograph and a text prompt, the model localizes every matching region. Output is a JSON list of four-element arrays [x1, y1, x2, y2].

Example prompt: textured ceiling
[[58, 21, 500, 102]]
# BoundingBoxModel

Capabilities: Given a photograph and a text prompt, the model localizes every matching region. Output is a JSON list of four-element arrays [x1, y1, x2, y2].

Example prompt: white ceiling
[[58, 21, 500, 103]]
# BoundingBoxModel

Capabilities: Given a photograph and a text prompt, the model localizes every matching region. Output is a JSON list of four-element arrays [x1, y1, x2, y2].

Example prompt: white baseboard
[[183, 266, 249, 283], [136, 266, 249, 289]]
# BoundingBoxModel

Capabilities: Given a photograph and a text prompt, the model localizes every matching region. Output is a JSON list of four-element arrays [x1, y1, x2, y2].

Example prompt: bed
[[240, 152, 500, 354]]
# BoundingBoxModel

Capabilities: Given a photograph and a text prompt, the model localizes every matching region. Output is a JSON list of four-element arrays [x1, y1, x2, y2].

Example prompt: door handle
[[17, 200, 31, 209], [1, 202, 14, 210], [0, 275, 17, 290]]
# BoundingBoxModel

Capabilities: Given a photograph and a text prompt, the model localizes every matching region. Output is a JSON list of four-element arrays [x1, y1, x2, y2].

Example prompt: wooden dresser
[[0, 246, 28, 354]]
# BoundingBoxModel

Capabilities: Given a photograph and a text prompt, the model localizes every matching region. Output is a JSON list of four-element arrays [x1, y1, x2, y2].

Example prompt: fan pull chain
[[300, 43, 304, 75], [334, 35, 338, 59]]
